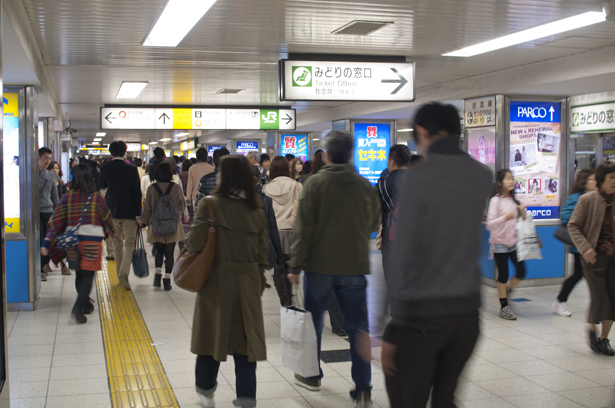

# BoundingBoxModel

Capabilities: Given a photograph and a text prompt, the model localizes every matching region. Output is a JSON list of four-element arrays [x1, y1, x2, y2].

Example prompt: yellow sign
[[188, 150, 196, 158], [4, 93, 19, 117], [141, 144, 149, 151], [173, 109, 192, 129], [5, 218, 20, 234]]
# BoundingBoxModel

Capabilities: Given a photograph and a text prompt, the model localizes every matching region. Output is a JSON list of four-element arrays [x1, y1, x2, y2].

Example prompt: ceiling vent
[[331, 20, 393, 36], [216, 88, 244, 94]]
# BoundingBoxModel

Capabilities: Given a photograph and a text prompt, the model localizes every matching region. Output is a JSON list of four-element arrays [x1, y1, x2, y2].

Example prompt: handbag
[[172, 196, 216, 292], [56, 193, 93, 251], [132, 227, 149, 278], [554, 223, 575, 247], [516, 213, 543, 261], [280, 306, 320, 378]]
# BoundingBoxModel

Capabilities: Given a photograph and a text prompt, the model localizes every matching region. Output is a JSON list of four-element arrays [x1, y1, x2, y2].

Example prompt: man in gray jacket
[[39, 147, 59, 281], [382, 103, 492, 407]]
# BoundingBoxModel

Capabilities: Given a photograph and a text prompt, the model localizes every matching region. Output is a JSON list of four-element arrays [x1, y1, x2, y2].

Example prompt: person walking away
[[568, 161, 615, 356], [141, 163, 151, 204], [486, 169, 528, 320], [39, 147, 59, 281], [186, 155, 269, 408], [149, 147, 166, 182], [186, 147, 214, 212], [134, 158, 145, 180], [47, 160, 71, 275], [142, 163, 187, 291], [259, 154, 271, 184], [382, 103, 492, 407], [553, 169, 596, 317], [288, 131, 381, 407], [289, 158, 303, 181], [195, 148, 230, 212], [41, 164, 115, 323], [90, 160, 101, 191], [165, 157, 182, 185], [262, 156, 303, 307], [100, 141, 143, 290], [297, 161, 312, 184], [179, 160, 192, 194]]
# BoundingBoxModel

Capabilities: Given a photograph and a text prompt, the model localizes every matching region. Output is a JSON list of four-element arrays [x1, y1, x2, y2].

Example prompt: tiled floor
[[7, 246, 615, 408]]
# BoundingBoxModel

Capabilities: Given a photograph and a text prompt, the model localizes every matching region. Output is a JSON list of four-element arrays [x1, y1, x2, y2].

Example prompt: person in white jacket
[[262, 156, 303, 306]]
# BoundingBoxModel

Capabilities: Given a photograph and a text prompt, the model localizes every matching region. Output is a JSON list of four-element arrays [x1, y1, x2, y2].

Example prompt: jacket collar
[[428, 136, 463, 156]]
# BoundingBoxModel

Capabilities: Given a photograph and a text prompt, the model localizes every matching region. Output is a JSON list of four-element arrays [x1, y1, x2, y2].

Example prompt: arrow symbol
[[159, 113, 170, 124], [381, 68, 408, 94], [105, 112, 116, 124], [284, 113, 293, 125], [549, 106, 555, 121]]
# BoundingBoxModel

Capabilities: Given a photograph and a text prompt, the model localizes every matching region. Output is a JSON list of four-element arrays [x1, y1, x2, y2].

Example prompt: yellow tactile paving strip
[[96, 260, 180, 408]]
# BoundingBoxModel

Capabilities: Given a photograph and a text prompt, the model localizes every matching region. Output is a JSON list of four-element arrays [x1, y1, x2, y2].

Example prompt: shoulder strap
[[153, 183, 163, 196], [204, 196, 215, 222], [76, 193, 93, 229], [164, 182, 174, 195]]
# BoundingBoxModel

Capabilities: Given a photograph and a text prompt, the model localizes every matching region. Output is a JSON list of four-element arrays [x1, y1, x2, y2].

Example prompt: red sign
[[367, 126, 377, 138], [284, 136, 297, 149]]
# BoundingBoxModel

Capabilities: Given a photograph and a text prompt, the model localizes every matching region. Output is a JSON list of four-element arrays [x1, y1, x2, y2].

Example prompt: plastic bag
[[280, 306, 319, 378], [516, 213, 542, 261]]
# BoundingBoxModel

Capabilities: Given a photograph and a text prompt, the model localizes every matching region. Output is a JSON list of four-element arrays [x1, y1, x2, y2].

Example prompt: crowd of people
[[35, 102, 615, 408]]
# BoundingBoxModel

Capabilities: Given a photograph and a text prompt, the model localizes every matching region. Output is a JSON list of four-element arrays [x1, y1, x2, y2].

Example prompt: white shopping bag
[[280, 306, 320, 378], [516, 213, 543, 261]]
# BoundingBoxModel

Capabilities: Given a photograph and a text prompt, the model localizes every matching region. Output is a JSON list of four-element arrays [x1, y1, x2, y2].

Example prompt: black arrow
[[159, 113, 170, 124], [284, 113, 293, 125], [105, 112, 116, 124], [381, 68, 408, 94]]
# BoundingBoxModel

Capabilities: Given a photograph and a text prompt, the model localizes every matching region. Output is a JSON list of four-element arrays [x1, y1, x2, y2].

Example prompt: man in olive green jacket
[[288, 130, 381, 406]]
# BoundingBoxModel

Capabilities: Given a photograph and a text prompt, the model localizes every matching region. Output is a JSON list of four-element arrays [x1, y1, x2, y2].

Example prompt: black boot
[[83, 298, 95, 315], [589, 329, 600, 352], [598, 338, 615, 356], [163, 278, 172, 291], [72, 306, 87, 324], [153, 274, 162, 288]]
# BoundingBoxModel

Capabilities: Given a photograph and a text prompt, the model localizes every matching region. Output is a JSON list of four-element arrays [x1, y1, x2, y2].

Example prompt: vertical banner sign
[[207, 145, 226, 157], [281, 134, 308, 162], [354, 123, 391, 185], [4, 93, 20, 233], [467, 127, 496, 172], [235, 141, 259, 156], [509, 101, 562, 220]]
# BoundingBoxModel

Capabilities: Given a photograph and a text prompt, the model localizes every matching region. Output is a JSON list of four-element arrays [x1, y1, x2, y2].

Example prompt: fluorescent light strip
[[143, 0, 217, 47], [398, 128, 414, 132], [159, 138, 172, 142], [444, 11, 606, 57], [116, 82, 148, 98], [175, 133, 190, 137], [149, 141, 158, 145], [96, 132, 106, 137]]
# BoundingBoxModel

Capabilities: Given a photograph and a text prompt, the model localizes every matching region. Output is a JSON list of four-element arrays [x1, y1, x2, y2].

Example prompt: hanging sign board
[[571, 102, 615, 133], [509, 101, 562, 220], [207, 145, 226, 157], [464, 96, 496, 128], [279, 60, 415, 102], [101, 107, 295, 130], [235, 141, 259, 156], [180, 140, 197, 151], [281, 134, 309, 162], [353, 123, 391, 185]]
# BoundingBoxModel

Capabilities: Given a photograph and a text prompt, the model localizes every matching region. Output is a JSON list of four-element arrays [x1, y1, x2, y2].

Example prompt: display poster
[[509, 101, 562, 220], [467, 127, 496, 171], [235, 141, 259, 156], [281, 134, 308, 162], [354, 123, 391, 185], [207, 145, 226, 157], [4, 93, 20, 233], [464, 96, 496, 128]]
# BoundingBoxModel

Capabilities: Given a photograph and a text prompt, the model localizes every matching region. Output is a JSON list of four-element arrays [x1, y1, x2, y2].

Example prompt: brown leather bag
[[172, 196, 216, 292]]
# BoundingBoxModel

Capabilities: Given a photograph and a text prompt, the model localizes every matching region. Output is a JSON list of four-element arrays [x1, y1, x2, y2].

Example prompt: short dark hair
[[413, 102, 461, 140], [181, 160, 192, 172], [389, 144, 412, 167], [196, 147, 208, 162], [71, 164, 96, 193], [190, 158, 197, 165], [38, 147, 52, 158], [154, 162, 173, 182], [213, 148, 230, 167], [301, 160, 312, 176], [325, 130, 353, 164], [269, 156, 290, 181], [134, 158, 143, 167], [285, 154, 295, 161], [178, 156, 185, 163], [595, 161, 615, 189], [109, 141, 127, 157], [213, 155, 261, 210], [153, 147, 165, 159], [90, 160, 99, 170], [260, 154, 270, 165]]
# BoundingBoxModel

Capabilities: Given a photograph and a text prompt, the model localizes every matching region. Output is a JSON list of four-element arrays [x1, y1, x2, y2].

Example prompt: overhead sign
[[235, 141, 259, 156], [571, 102, 615, 133], [126, 143, 141, 152], [465, 96, 496, 128], [279, 60, 415, 102], [510, 101, 561, 123], [353, 123, 391, 185], [207, 145, 226, 156], [281, 134, 308, 162], [180, 140, 197, 151], [101, 107, 296, 130]]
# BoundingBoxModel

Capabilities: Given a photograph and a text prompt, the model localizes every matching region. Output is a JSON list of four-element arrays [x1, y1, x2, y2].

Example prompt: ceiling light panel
[[116, 82, 149, 98], [143, 0, 218, 47], [332, 20, 393, 36], [444, 11, 606, 57], [149, 141, 158, 144], [96, 132, 106, 137], [159, 138, 172, 142], [216, 88, 245, 94]]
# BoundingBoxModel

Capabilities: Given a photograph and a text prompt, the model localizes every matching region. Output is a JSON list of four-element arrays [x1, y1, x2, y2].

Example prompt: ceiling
[[8, 0, 615, 145]]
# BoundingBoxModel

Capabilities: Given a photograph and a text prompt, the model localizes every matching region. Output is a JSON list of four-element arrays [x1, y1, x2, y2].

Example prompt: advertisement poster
[[4, 93, 20, 233], [467, 127, 496, 171], [281, 134, 308, 162], [354, 123, 391, 185], [235, 140, 259, 156], [207, 145, 226, 157], [509, 101, 562, 220]]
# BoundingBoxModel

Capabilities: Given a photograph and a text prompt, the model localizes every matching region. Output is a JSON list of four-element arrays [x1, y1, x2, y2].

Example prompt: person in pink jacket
[[487, 169, 527, 320]]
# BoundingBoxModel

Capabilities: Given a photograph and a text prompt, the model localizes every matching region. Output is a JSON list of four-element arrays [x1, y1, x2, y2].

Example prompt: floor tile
[[49, 364, 108, 381], [474, 377, 550, 397], [545, 356, 613, 372], [558, 387, 615, 408], [454, 381, 497, 401], [504, 391, 585, 408], [47, 378, 110, 396], [526, 372, 602, 392], [498, 360, 566, 376], [458, 398, 517, 408], [7, 397, 47, 408], [45, 393, 111, 408], [461, 364, 518, 382], [9, 381, 49, 398], [575, 368, 615, 386]]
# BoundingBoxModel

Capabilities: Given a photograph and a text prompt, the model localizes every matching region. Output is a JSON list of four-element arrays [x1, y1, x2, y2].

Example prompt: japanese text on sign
[[571, 102, 615, 133], [354, 123, 391, 185]]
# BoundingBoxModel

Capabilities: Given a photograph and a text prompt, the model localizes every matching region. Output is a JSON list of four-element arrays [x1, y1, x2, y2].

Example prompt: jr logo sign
[[260, 110, 280, 130]]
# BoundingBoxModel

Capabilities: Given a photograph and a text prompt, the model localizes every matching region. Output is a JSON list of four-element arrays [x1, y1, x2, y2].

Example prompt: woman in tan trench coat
[[185, 155, 269, 408]]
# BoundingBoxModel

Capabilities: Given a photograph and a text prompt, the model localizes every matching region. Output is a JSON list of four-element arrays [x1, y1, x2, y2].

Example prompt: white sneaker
[[499, 305, 517, 320], [198, 393, 215, 408], [552, 300, 572, 317]]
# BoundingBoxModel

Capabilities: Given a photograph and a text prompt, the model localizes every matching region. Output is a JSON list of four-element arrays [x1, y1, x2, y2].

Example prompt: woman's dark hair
[[154, 162, 173, 182], [190, 158, 197, 165], [595, 161, 615, 189], [213, 155, 261, 210], [71, 164, 96, 193], [181, 160, 192, 172], [144, 163, 149, 175], [165, 157, 178, 175], [134, 158, 143, 167], [270, 156, 290, 181], [301, 160, 312, 176], [47, 161, 63, 178], [310, 151, 325, 176], [289, 158, 303, 180], [495, 169, 520, 205], [571, 169, 595, 195]]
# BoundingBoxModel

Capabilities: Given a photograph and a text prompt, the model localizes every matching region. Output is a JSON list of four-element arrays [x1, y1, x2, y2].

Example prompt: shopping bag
[[132, 227, 149, 278], [516, 213, 542, 261], [280, 306, 320, 378]]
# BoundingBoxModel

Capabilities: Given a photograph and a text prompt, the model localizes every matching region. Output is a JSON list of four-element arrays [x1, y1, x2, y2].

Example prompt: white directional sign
[[279, 60, 415, 102], [226, 109, 296, 130], [156, 108, 173, 129], [192, 109, 226, 130], [102, 108, 156, 129], [571, 102, 615, 133]]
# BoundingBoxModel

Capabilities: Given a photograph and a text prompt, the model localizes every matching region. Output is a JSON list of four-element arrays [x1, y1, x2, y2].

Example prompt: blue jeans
[[195, 354, 256, 407], [303, 272, 372, 398]]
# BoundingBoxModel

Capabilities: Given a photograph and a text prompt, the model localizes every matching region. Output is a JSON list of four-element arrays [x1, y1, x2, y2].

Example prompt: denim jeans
[[195, 354, 256, 407], [303, 272, 372, 398]]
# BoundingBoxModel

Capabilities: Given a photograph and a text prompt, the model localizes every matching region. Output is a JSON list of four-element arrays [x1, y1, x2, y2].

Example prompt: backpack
[[151, 183, 180, 237]]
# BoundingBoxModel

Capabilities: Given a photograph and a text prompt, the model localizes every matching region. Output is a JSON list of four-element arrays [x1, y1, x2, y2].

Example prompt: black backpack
[[151, 183, 180, 237]]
